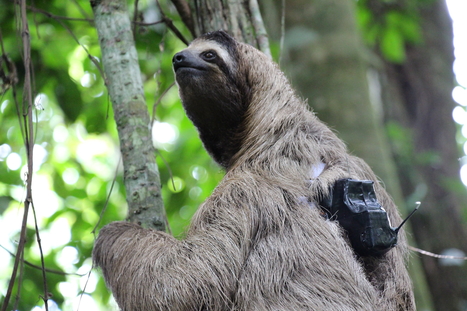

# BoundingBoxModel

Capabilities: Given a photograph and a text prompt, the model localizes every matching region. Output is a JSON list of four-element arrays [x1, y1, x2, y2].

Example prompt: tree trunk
[[187, 0, 269, 54], [381, 1, 467, 309], [282, 0, 399, 193], [277, 0, 433, 309], [91, 0, 168, 231]]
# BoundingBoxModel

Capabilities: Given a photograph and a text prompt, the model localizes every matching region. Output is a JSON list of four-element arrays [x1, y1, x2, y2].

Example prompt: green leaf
[[380, 26, 406, 63]]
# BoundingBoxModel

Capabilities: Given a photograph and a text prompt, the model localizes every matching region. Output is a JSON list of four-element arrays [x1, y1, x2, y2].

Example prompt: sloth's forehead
[[187, 40, 234, 68]]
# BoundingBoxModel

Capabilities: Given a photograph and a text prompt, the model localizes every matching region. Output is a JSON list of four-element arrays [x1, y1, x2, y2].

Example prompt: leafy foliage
[[356, 0, 422, 63], [0, 0, 220, 309]]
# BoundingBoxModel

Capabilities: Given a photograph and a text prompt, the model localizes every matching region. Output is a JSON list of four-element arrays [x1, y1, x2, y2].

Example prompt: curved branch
[[170, 0, 196, 38]]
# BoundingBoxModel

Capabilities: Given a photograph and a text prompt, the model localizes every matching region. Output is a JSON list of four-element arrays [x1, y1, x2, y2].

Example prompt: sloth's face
[[171, 31, 251, 167], [172, 39, 236, 91], [172, 39, 240, 123], [171, 33, 247, 128]]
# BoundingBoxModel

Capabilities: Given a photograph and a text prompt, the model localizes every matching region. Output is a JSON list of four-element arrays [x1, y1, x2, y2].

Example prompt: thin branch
[[27, 3, 181, 48], [54, 20, 106, 85], [26, 4, 190, 85], [248, 0, 270, 56], [76, 268, 94, 311], [164, 17, 189, 45], [26, 3, 177, 29], [70, 0, 93, 22], [279, 0, 285, 65], [134, 20, 165, 26], [31, 1, 41, 39], [170, 0, 196, 37], [409, 246, 467, 261], [155, 0, 190, 46], [13, 249, 24, 310], [12, 82, 25, 142], [132, 0, 140, 35], [151, 81, 175, 124], [17, 4, 105, 85], [1, 0, 37, 309], [27, 1, 189, 49], [92, 158, 121, 234], [23, 0, 43, 304], [26, 5, 94, 23], [154, 147, 174, 235], [0, 245, 86, 276], [31, 201, 50, 303]]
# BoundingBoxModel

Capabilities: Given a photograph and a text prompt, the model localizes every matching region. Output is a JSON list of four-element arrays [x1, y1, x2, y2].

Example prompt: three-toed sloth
[[93, 31, 415, 310]]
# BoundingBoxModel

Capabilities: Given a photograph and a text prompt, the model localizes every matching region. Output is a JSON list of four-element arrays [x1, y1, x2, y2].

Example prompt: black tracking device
[[320, 179, 418, 257]]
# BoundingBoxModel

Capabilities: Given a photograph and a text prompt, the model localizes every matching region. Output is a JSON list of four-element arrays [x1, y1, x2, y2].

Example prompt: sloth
[[93, 30, 415, 310]]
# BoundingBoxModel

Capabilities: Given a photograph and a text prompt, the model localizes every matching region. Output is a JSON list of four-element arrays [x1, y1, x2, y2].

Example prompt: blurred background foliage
[[356, 0, 423, 63], [0, 0, 223, 309], [0, 0, 466, 310]]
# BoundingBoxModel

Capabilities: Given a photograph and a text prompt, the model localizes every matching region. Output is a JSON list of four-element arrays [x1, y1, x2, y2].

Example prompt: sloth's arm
[[93, 195, 251, 311]]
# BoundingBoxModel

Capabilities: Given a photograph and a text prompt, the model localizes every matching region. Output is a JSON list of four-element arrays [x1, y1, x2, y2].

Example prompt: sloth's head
[[172, 31, 254, 168], [173, 31, 292, 169]]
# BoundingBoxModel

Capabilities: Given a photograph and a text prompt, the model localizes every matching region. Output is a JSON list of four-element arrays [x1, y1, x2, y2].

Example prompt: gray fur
[[93, 31, 415, 310]]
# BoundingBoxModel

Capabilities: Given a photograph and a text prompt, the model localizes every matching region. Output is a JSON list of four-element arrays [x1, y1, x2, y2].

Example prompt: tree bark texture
[[190, 0, 269, 55], [381, 1, 467, 309], [91, 0, 168, 231], [277, 0, 433, 309], [191, 0, 254, 44]]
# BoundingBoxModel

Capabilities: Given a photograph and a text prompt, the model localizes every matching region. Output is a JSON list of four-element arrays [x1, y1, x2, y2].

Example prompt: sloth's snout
[[173, 51, 189, 71], [173, 51, 206, 72], [173, 52, 185, 64]]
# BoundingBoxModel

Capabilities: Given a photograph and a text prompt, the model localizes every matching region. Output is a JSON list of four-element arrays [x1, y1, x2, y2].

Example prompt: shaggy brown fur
[[93, 31, 415, 310]]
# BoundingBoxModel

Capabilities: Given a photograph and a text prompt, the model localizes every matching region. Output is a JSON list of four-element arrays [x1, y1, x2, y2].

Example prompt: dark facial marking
[[199, 31, 240, 66], [199, 31, 236, 51], [200, 50, 217, 62]]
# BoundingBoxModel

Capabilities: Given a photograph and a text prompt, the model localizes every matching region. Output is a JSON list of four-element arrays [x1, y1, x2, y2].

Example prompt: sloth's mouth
[[174, 65, 206, 72]]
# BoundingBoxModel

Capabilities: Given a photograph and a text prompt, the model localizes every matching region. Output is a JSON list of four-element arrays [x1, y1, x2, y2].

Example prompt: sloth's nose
[[173, 52, 186, 64], [173, 51, 201, 72], [172, 52, 187, 71]]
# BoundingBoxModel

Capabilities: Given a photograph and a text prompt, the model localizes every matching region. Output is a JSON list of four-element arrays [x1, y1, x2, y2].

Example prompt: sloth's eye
[[202, 51, 217, 61]]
